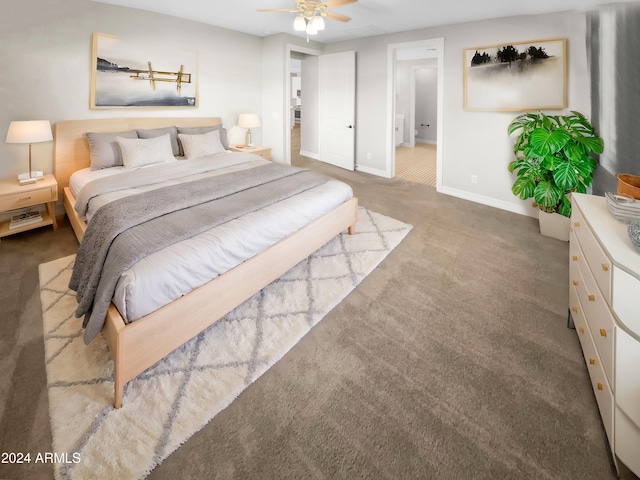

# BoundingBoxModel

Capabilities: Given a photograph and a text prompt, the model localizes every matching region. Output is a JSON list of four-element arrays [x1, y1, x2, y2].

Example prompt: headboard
[[53, 117, 222, 195]]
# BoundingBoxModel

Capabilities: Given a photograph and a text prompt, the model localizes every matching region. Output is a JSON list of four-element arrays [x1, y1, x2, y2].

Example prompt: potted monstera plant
[[508, 110, 604, 240]]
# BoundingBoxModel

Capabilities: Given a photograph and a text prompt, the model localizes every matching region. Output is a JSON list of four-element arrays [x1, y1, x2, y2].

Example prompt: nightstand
[[229, 145, 272, 161], [0, 174, 58, 240]]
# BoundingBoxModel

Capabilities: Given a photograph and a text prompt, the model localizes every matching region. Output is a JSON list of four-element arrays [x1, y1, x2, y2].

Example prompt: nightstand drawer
[[229, 145, 271, 161], [254, 150, 271, 161], [0, 184, 56, 211]]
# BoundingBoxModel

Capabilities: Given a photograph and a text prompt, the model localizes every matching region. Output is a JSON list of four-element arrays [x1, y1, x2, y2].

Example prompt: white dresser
[[569, 193, 640, 477]]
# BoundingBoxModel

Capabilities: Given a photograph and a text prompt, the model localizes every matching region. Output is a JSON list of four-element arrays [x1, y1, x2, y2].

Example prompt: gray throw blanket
[[69, 163, 329, 344]]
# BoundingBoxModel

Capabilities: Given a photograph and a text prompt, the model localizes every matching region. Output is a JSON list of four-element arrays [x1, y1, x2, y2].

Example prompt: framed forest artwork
[[90, 33, 198, 109], [463, 38, 566, 111]]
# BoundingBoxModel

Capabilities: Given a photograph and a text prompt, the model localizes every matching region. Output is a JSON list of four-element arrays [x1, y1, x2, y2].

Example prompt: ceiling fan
[[258, 0, 358, 37]]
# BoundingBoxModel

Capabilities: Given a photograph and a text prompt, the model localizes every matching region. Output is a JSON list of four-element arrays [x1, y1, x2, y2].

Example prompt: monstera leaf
[[507, 111, 603, 217], [529, 128, 571, 157]]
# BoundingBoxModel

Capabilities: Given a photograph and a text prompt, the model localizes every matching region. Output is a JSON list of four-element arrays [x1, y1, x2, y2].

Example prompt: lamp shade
[[293, 15, 306, 32], [6, 120, 53, 144], [306, 21, 318, 35], [312, 16, 325, 31], [237, 114, 261, 129]]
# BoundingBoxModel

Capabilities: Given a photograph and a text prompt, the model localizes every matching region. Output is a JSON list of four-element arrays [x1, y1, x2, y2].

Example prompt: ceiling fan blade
[[323, 11, 352, 22], [322, 0, 357, 9], [257, 8, 301, 13]]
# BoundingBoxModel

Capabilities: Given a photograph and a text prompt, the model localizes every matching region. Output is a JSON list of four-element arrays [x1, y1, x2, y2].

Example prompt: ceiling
[[91, 0, 636, 44]]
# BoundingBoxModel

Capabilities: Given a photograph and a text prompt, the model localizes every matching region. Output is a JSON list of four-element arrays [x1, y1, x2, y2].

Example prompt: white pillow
[[116, 134, 177, 169], [178, 129, 226, 159]]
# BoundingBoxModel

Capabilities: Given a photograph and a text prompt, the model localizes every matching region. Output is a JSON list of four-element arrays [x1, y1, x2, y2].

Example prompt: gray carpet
[[0, 156, 625, 480]]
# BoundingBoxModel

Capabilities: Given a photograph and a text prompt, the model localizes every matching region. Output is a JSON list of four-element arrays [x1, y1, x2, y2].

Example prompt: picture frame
[[463, 38, 566, 111], [90, 32, 198, 109]]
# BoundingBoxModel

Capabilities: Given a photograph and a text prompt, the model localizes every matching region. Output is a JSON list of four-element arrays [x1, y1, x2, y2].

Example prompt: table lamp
[[6, 120, 53, 185], [237, 114, 261, 147]]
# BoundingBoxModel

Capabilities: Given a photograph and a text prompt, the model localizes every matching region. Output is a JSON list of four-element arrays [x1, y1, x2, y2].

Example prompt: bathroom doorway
[[388, 38, 443, 190]]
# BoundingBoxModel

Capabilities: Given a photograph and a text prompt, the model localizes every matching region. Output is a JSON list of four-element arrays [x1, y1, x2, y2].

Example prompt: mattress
[[71, 152, 353, 323]]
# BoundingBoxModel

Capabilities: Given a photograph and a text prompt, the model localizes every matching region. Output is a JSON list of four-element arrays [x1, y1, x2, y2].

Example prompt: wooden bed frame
[[53, 117, 358, 408]]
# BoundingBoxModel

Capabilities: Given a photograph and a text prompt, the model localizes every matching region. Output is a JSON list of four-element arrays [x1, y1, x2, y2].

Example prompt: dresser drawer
[[571, 206, 612, 303], [615, 327, 640, 474], [616, 328, 640, 427], [576, 305, 614, 448], [0, 184, 56, 211], [570, 263, 614, 451], [616, 409, 640, 476], [569, 279, 590, 353], [571, 235, 614, 384], [612, 267, 640, 333]]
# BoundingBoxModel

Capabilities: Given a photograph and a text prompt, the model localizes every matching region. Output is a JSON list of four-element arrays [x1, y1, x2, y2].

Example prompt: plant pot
[[538, 210, 570, 241]]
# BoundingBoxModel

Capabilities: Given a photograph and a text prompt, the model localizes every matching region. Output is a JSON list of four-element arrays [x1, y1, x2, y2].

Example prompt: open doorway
[[285, 44, 322, 166], [290, 55, 302, 165], [387, 38, 444, 190], [395, 61, 438, 186]]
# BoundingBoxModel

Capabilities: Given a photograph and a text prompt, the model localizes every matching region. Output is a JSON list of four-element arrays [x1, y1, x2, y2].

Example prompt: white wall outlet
[[471, 175, 478, 184], [366, 152, 372, 160]]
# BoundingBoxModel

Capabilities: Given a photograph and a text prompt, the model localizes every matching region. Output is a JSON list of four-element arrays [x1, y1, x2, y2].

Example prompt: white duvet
[[70, 153, 353, 323]]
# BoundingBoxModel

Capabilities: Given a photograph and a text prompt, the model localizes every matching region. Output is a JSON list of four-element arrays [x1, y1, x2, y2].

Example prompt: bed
[[53, 117, 358, 408]]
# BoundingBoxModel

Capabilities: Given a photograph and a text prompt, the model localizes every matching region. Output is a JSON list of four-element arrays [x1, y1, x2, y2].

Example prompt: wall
[[324, 11, 591, 217], [590, 3, 640, 195], [0, 0, 263, 180], [300, 55, 320, 158], [1, 2, 592, 219]]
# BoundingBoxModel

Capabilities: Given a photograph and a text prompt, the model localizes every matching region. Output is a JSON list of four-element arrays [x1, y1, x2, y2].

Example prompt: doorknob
[[346, 125, 353, 128]]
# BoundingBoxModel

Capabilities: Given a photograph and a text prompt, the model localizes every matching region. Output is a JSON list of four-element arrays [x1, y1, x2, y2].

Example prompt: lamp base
[[18, 171, 44, 185], [245, 129, 255, 148], [18, 171, 44, 181]]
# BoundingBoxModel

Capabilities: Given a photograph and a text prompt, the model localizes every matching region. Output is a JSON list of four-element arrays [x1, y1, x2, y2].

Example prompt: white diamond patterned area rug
[[39, 207, 412, 480]]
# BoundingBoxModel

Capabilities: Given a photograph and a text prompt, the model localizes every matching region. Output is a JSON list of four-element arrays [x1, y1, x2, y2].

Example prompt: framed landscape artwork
[[90, 33, 198, 109], [463, 38, 566, 111]]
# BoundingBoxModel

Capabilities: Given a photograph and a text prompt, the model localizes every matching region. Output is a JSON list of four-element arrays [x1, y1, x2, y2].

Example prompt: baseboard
[[299, 150, 319, 160], [397, 139, 436, 147], [356, 164, 390, 178], [439, 185, 536, 218]]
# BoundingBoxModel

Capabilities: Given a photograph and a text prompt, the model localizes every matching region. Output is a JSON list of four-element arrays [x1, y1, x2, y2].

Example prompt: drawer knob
[[601, 263, 609, 272], [572, 306, 578, 313], [572, 255, 578, 261], [597, 382, 603, 391], [579, 327, 585, 334], [19, 196, 32, 201], [600, 329, 607, 338], [574, 221, 581, 227], [588, 294, 595, 302], [589, 358, 596, 365], [572, 280, 579, 286]]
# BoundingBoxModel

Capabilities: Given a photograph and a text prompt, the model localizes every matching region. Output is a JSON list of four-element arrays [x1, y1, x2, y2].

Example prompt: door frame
[[386, 38, 444, 190], [284, 44, 323, 166]]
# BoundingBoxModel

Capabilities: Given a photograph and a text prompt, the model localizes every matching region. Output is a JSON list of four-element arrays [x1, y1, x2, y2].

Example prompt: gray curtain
[[588, 3, 640, 196]]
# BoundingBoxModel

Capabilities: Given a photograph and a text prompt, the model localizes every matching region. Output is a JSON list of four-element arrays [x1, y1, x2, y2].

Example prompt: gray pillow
[[177, 125, 229, 151], [85, 130, 138, 170], [137, 126, 180, 156]]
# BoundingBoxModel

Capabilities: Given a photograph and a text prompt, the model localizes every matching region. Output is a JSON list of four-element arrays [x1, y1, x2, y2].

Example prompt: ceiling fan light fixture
[[311, 15, 325, 30], [293, 15, 306, 31], [306, 22, 318, 35]]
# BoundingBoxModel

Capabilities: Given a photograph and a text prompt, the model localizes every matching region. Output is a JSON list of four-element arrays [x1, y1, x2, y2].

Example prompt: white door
[[319, 51, 355, 170]]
